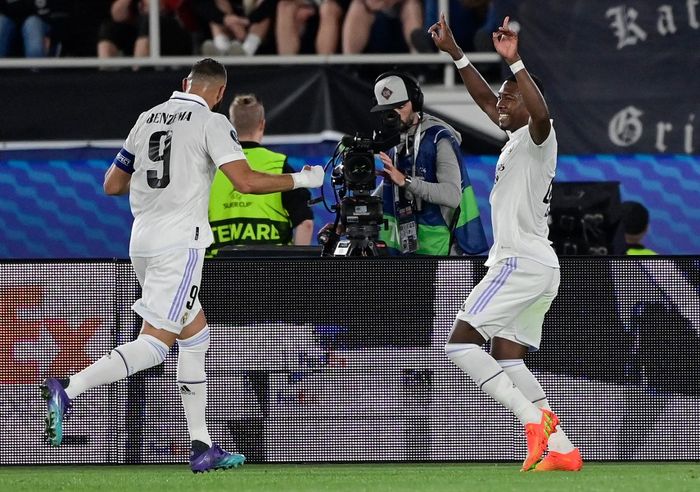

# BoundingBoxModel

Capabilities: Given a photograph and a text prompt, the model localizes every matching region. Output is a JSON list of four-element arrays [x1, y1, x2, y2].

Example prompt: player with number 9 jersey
[[41, 59, 324, 473], [117, 92, 245, 257]]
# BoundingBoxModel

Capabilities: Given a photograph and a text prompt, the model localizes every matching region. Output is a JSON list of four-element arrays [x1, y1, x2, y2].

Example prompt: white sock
[[445, 344, 541, 425], [177, 326, 212, 446], [242, 33, 261, 55], [66, 335, 169, 399], [499, 359, 576, 453], [213, 34, 231, 52]]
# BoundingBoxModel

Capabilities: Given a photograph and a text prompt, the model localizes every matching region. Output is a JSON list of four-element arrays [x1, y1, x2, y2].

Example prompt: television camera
[[316, 111, 401, 256]]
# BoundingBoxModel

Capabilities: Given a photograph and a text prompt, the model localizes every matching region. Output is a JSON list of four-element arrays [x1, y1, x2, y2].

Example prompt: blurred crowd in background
[[0, 0, 516, 58]]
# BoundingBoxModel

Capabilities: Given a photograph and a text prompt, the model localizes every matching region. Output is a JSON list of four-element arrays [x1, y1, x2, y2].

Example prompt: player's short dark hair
[[190, 58, 227, 83], [505, 72, 545, 97], [621, 201, 650, 235]]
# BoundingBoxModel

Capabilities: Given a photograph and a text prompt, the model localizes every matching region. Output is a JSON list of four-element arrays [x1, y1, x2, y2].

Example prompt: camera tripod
[[333, 224, 386, 256], [319, 224, 386, 256]]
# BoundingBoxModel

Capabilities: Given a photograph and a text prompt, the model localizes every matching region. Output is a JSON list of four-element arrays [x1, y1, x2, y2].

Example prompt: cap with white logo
[[371, 75, 409, 112]]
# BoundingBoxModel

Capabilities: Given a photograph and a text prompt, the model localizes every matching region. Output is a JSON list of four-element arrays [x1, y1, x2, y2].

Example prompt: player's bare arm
[[103, 164, 131, 195], [220, 158, 294, 194], [493, 16, 551, 144], [429, 12, 499, 125], [220, 158, 324, 194]]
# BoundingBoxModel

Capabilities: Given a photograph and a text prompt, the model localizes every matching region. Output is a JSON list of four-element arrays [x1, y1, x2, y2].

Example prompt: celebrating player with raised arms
[[430, 14, 582, 472]]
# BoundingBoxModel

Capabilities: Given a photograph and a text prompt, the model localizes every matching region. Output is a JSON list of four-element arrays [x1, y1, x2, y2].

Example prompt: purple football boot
[[40, 377, 72, 446], [190, 441, 246, 473]]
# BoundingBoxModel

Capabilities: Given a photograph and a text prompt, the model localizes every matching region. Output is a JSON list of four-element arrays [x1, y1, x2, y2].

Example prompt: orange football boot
[[521, 409, 559, 471], [534, 448, 583, 472]]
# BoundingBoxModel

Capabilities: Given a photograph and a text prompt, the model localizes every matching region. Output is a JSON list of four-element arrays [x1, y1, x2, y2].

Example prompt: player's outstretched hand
[[492, 16, 519, 62], [428, 12, 461, 59], [292, 165, 325, 189]]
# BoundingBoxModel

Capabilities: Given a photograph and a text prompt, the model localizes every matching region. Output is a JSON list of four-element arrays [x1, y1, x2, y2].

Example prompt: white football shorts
[[131, 248, 205, 335], [455, 257, 560, 351]]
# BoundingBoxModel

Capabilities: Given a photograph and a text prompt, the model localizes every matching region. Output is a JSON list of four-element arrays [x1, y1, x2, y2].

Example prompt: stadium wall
[[1, 147, 699, 256], [0, 257, 698, 464]]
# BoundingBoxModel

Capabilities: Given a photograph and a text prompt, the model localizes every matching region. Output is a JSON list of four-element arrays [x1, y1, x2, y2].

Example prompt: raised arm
[[493, 17, 551, 144], [429, 12, 499, 125]]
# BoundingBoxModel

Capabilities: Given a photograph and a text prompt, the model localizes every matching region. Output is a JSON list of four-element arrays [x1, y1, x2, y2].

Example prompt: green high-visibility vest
[[208, 146, 292, 256], [626, 247, 658, 256]]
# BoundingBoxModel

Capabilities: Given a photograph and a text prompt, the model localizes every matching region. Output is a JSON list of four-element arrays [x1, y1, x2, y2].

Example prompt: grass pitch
[[1, 462, 699, 492]]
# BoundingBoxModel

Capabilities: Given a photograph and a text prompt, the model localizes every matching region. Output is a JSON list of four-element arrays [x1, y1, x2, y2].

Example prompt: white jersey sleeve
[[205, 113, 246, 167], [123, 113, 145, 155], [111, 112, 147, 174]]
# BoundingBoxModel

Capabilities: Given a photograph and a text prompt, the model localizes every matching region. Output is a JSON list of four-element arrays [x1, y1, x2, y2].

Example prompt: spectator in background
[[194, 0, 274, 56], [208, 94, 315, 256], [133, 0, 193, 56], [0, 0, 68, 57], [97, 0, 193, 58], [97, 0, 138, 57], [342, 0, 432, 54], [57, 0, 112, 57], [472, 0, 517, 51], [424, 1, 517, 79], [424, 0, 491, 53], [621, 201, 658, 255], [473, 0, 518, 79], [275, 0, 348, 55]]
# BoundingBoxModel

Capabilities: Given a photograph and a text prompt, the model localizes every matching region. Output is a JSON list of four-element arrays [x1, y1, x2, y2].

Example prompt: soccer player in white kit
[[40, 59, 324, 473], [429, 15, 582, 472]]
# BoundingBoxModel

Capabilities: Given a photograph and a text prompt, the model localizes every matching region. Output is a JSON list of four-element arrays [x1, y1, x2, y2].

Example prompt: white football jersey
[[118, 91, 245, 257], [485, 123, 559, 268]]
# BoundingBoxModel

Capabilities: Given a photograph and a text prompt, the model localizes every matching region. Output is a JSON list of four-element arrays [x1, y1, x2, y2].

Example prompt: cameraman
[[373, 71, 486, 255]]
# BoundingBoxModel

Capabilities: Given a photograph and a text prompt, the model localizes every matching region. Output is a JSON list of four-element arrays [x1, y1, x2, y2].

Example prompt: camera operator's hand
[[291, 165, 325, 189], [379, 152, 408, 187]]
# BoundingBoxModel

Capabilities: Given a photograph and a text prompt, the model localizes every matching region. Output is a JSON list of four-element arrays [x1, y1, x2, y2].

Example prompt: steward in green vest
[[208, 94, 314, 256], [371, 72, 487, 256], [625, 245, 658, 256], [621, 201, 658, 256]]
